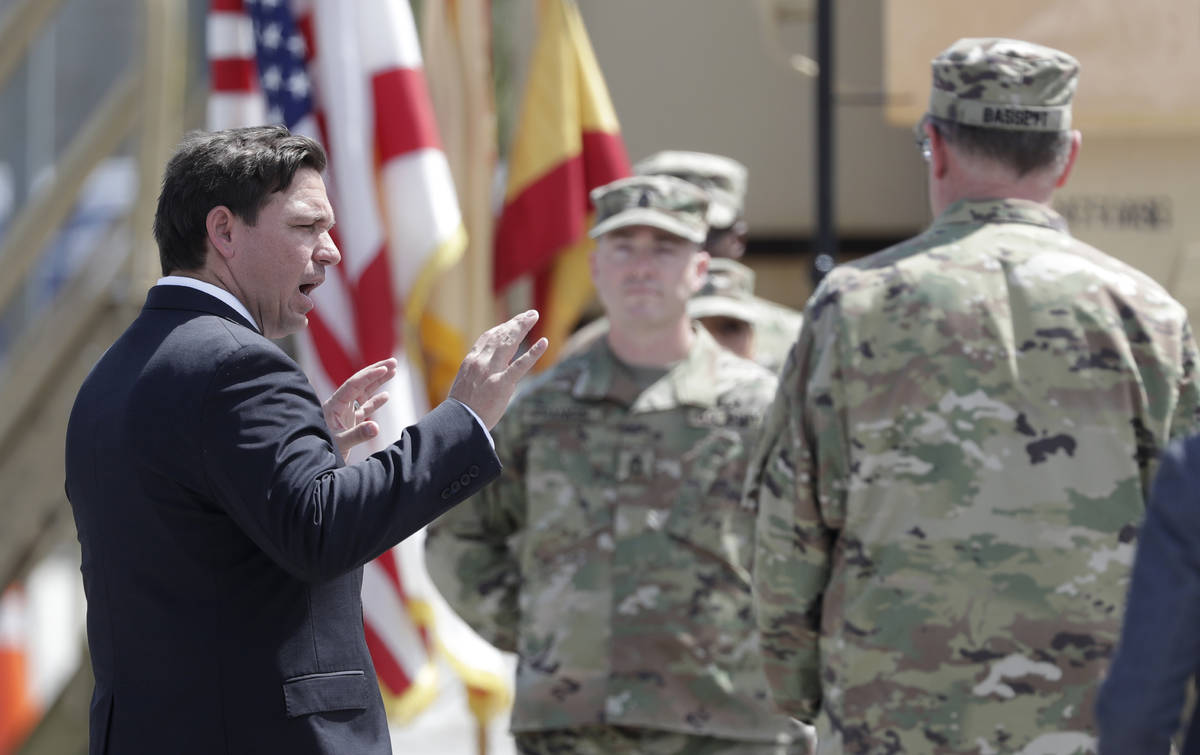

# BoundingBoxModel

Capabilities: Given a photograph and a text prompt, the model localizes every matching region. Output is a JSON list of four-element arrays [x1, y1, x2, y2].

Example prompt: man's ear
[[926, 121, 950, 180], [1055, 130, 1082, 189], [691, 250, 711, 293], [206, 206, 237, 260]]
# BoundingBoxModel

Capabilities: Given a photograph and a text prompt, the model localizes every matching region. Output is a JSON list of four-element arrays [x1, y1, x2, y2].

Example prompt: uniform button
[[440, 488, 450, 500], [450, 480, 461, 493], [460, 473, 471, 486], [468, 465, 480, 477]]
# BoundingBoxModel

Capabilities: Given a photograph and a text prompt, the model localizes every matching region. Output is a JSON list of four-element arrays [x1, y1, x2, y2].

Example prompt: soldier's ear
[[691, 250, 710, 293], [1054, 130, 1082, 189], [927, 123, 950, 180]]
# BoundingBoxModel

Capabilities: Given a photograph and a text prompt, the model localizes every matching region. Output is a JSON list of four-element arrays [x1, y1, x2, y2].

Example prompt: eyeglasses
[[915, 135, 932, 163]]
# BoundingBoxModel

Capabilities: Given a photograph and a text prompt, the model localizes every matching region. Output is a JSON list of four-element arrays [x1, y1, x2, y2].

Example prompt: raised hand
[[323, 357, 398, 461], [448, 310, 549, 429]]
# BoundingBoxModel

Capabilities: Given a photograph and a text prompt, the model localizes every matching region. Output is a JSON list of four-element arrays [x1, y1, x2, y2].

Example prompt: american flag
[[206, 0, 466, 717]]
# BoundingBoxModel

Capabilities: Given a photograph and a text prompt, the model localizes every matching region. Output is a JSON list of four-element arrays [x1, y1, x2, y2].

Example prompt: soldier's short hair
[[924, 114, 1073, 177]]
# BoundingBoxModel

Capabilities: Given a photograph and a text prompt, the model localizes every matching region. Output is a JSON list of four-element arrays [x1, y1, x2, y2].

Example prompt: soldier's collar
[[571, 326, 728, 411], [935, 198, 1069, 233]]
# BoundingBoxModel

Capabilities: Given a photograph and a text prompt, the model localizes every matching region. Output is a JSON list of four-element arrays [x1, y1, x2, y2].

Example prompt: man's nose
[[628, 250, 657, 276], [315, 233, 341, 266]]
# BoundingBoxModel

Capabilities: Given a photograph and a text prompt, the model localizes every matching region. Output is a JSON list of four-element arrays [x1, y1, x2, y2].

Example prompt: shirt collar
[[570, 325, 729, 411], [934, 198, 1069, 233], [156, 276, 260, 333]]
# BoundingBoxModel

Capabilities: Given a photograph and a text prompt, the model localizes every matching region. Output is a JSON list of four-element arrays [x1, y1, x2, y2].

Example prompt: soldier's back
[[799, 200, 1197, 753]]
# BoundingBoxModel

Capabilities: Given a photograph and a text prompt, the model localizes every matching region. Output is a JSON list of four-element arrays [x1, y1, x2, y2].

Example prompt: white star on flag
[[260, 22, 282, 49], [286, 70, 309, 99], [286, 33, 306, 57], [261, 65, 282, 92]]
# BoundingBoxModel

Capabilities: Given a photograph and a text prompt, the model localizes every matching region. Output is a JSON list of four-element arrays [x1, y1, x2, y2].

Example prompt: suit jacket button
[[468, 465, 480, 478], [460, 473, 471, 486], [450, 480, 461, 493], [441, 488, 451, 500]]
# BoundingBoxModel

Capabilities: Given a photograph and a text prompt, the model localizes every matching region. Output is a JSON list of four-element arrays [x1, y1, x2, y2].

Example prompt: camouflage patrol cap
[[687, 259, 763, 324], [589, 174, 709, 244], [633, 150, 747, 229], [929, 38, 1079, 132]]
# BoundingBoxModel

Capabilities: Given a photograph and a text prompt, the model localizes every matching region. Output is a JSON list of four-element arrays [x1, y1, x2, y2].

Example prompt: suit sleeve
[[1096, 438, 1200, 754], [425, 408, 526, 652], [743, 283, 848, 722], [200, 340, 500, 582]]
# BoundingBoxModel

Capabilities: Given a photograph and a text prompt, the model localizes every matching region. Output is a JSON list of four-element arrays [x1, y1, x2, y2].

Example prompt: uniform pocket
[[522, 435, 614, 568], [282, 670, 370, 717], [663, 426, 755, 585]]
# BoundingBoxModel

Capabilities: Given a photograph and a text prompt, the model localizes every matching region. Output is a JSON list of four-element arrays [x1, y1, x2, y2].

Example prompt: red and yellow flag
[[493, 0, 630, 365]]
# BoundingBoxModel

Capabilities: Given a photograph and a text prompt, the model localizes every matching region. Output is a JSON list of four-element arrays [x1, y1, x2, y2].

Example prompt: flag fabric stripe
[[494, 155, 588, 290], [379, 151, 464, 298], [581, 130, 628, 192], [493, 129, 626, 291], [306, 311, 358, 387], [372, 69, 443, 164], [207, 93, 266, 131], [210, 58, 257, 92], [352, 249, 398, 365], [364, 622, 414, 697], [207, 12, 256, 58]]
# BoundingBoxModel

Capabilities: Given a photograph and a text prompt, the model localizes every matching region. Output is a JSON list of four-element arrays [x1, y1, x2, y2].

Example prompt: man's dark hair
[[153, 125, 327, 275], [926, 114, 1072, 178]]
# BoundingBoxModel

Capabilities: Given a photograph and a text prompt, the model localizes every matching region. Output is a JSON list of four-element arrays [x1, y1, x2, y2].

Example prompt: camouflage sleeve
[[1167, 318, 1200, 442], [424, 412, 526, 652], [744, 288, 847, 722]]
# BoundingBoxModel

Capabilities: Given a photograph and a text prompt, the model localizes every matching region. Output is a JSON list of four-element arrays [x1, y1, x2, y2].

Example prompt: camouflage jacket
[[426, 327, 794, 741], [746, 198, 1200, 754]]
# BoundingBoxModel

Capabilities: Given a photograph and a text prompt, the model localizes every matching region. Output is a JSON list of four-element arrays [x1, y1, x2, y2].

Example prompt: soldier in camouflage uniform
[[745, 38, 1200, 755], [687, 258, 766, 362], [426, 175, 808, 754], [565, 151, 803, 373]]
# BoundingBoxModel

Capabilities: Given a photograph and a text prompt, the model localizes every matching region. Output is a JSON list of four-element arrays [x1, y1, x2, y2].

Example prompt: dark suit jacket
[[64, 284, 500, 755], [1096, 434, 1200, 755]]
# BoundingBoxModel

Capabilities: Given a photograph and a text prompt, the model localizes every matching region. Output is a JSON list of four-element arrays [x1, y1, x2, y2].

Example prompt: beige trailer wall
[[566, 1, 1200, 318], [883, 0, 1200, 324]]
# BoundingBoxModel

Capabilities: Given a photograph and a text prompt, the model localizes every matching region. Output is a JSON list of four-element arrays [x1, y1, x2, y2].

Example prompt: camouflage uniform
[[746, 39, 1200, 755], [426, 328, 803, 751], [688, 259, 803, 375], [427, 173, 805, 753]]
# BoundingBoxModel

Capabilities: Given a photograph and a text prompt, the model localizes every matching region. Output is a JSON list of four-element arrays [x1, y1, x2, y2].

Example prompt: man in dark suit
[[64, 125, 546, 755], [1097, 434, 1200, 754]]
